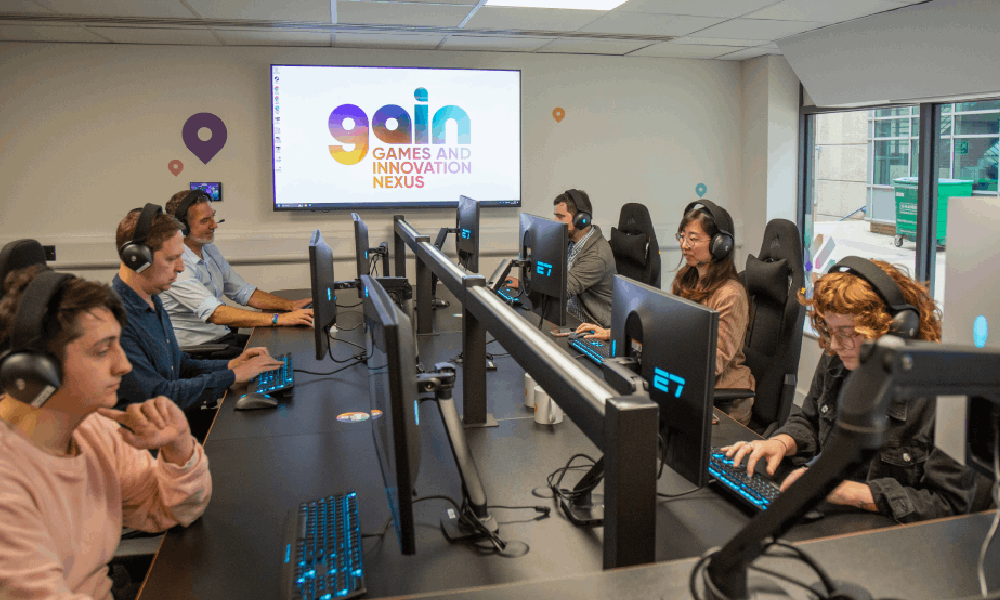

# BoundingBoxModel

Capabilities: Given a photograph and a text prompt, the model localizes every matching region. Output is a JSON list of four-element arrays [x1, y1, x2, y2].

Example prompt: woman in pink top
[[0, 266, 212, 600], [574, 201, 755, 425]]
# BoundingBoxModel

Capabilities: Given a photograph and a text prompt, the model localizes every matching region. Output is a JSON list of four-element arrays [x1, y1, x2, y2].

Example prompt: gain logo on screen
[[329, 87, 471, 166]]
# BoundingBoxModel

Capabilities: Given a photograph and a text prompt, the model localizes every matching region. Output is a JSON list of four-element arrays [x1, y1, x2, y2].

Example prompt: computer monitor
[[308, 230, 338, 361], [519, 213, 568, 327], [362, 275, 421, 555], [609, 275, 719, 488], [352, 213, 372, 279], [456, 195, 480, 273]]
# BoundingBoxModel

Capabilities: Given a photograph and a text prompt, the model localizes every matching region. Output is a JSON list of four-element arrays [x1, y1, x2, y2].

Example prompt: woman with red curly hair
[[725, 257, 975, 522]]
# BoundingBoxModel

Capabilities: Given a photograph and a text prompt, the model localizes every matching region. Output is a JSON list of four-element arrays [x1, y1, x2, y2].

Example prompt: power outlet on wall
[[43, 245, 56, 261]]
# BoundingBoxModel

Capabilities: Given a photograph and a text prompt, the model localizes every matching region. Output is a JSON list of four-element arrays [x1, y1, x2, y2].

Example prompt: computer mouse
[[233, 392, 278, 410]]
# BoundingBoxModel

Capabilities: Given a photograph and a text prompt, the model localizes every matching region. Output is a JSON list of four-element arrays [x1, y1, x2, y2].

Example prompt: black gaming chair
[[0, 239, 47, 296], [716, 219, 806, 436], [609, 203, 661, 288]]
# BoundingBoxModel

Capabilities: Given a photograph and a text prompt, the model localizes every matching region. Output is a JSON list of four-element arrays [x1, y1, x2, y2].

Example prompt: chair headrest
[[745, 255, 791, 302], [0, 239, 47, 294], [610, 228, 648, 263]]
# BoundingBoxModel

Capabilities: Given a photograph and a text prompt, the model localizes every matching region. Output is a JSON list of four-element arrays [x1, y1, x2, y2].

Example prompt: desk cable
[[656, 431, 705, 499], [690, 540, 838, 600], [979, 426, 1000, 598], [412, 494, 512, 555]]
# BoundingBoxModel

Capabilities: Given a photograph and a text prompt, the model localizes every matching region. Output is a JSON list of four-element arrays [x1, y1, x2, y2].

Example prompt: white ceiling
[[0, 0, 931, 60]]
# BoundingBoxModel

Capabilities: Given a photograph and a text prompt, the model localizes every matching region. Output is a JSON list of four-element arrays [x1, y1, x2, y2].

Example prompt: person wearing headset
[[0, 266, 212, 600], [725, 258, 976, 522], [574, 200, 755, 425], [113, 205, 283, 440], [508, 189, 616, 327], [161, 190, 313, 356]]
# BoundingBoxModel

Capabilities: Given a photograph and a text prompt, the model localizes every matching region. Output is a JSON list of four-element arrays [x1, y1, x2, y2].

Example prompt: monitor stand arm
[[368, 243, 390, 277], [561, 358, 649, 526], [417, 363, 500, 543]]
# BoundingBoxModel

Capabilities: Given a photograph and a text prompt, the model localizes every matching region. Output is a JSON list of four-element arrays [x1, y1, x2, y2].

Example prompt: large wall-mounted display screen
[[271, 65, 521, 211]]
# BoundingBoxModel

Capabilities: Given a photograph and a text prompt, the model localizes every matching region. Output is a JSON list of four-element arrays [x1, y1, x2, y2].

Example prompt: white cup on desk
[[524, 373, 537, 409], [533, 386, 564, 425]]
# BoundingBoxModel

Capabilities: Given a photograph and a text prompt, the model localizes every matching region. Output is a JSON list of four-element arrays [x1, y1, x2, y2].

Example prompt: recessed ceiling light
[[486, 0, 627, 9]]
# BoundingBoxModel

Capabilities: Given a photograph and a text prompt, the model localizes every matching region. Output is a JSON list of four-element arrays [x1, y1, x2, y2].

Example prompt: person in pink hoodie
[[0, 265, 212, 600]]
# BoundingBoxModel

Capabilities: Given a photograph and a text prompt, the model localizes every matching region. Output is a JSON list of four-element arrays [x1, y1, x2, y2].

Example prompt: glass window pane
[[912, 116, 920, 133], [940, 113, 952, 137], [873, 118, 910, 138], [956, 113, 1000, 136], [953, 137, 999, 191], [943, 104, 952, 113], [956, 100, 1000, 112], [910, 140, 920, 177], [875, 107, 910, 117], [872, 139, 910, 185], [936, 138, 952, 180]]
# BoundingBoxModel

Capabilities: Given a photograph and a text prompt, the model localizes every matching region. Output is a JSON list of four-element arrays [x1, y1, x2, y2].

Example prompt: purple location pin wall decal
[[183, 113, 228, 164]]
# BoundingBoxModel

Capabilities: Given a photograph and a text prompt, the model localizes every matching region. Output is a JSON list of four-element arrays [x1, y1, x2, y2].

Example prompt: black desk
[[139, 289, 916, 600]]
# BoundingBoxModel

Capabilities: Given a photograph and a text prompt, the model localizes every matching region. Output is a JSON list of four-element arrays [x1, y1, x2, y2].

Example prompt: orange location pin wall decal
[[168, 160, 184, 176], [553, 108, 565, 123]]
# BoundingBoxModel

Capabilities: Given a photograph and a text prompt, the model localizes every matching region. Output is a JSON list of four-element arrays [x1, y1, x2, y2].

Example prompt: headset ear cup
[[0, 351, 62, 406], [891, 309, 920, 339], [573, 211, 592, 230], [120, 242, 153, 273], [710, 232, 733, 261]]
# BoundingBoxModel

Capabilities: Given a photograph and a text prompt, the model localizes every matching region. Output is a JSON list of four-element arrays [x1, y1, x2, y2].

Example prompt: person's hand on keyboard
[[574, 323, 609, 341], [228, 347, 285, 384], [275, 308, 314, 327], [723, 437, 791, 479]]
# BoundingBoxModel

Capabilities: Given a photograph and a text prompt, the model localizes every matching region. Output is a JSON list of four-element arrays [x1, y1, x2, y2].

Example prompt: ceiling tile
[[0, 23, 106, 41], [617, 0, 780, 19], [217, 29, 332, 46], [351, 0, 479, 5], [336, 2, 470, 26], [38, 0, 198, 18], [334, 31, 443, 48], [693, 18, 828, 39], [439, 34, 553, 51], [671, 35, 770, 46], [186, 0, 332, 22], [714, 46, 776, 60], [538, 37, 653, 54], [87, 26, 221, 45], [464, 7, 603, 32], [628, 42, 738, 59], [578, 12, 724, 36], [0, 1, 56, 13], [744, 0, 909, 23]]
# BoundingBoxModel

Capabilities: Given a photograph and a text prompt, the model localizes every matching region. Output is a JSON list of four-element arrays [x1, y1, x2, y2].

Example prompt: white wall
[[0, 42, 744, 289]]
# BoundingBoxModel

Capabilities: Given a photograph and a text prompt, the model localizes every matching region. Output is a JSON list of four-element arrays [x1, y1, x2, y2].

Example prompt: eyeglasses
[[675, 233, 704, 247], [825, 325, 861, 349]]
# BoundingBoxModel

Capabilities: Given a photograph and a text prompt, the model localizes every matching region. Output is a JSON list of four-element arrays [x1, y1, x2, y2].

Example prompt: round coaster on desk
[[337, 412, 370, 423]]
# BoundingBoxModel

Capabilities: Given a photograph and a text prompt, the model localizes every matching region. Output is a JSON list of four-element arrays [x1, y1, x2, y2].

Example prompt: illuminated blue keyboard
[[708, 448, 781, 511], [569, 337, 612, 364], [281, 491, 365, 600], [251, 353, 294, 395]]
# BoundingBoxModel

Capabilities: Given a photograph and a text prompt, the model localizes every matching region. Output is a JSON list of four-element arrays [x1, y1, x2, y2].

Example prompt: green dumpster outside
[[891, 177, 973, 247]]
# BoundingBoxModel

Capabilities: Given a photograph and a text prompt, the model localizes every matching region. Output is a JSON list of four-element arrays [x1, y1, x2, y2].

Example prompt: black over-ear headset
[[0, 271, 75, 406], [827, 256, 921, 339], [119, 203, 163, 273], [175, 190, 210, 237], [683, 199, 734, 261], [565, 189, 593, 231]]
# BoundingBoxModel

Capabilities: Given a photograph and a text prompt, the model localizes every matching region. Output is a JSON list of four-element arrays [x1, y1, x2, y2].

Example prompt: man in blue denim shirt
[[161, 190, 313, 356], [112, 207, 283, 434], [725, 258, 975, 523]]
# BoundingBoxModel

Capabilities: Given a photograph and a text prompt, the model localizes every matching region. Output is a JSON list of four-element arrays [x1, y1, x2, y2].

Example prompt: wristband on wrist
[[272, 313, 279, 325], [772, 437, 791, 454]]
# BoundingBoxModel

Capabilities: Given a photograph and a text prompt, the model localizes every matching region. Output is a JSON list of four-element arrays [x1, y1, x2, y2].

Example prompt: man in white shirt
[[162, 190, 314, 357]]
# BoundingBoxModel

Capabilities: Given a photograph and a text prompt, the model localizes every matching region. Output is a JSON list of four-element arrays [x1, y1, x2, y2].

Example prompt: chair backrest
[[609, 203, 661, 288], [739, 219, 805, 436], [0, 239, 47, 296]]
